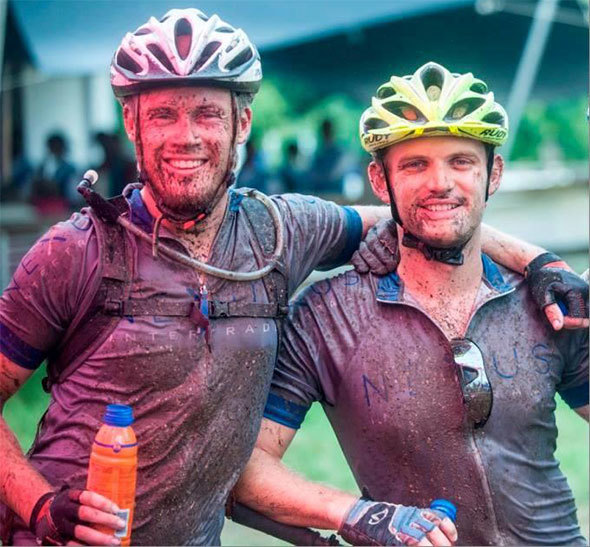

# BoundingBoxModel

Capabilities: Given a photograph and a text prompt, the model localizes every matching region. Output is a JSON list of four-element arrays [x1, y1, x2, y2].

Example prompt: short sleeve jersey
[[265, 257, 588, 546], [0, 188, 362, 546]]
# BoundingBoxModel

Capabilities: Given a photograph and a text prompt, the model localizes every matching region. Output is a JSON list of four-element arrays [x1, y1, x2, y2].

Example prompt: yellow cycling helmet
[[360, 62, 509, 153]]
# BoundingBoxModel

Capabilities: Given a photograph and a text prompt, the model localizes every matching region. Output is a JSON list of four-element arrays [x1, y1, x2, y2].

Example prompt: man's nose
[[425, 160, 453, 193], [173, 114, 202, 145]]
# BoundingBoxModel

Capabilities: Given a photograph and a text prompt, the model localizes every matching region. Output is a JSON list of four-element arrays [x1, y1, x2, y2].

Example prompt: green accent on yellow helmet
[[359, 62, 509, 153]]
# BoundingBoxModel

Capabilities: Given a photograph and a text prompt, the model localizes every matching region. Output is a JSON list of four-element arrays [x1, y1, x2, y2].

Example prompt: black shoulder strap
[[44, 197, 132, 392]]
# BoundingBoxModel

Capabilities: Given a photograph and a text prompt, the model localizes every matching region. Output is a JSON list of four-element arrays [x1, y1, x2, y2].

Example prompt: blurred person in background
[[236, 137, 269, 193], [30, 132, 77, 215], [278, 140, 305, 193], [234, 62, 589, 546], [307, 118, 346, 194], [93, 132, 137, 197], [2, 131, 34, 203]]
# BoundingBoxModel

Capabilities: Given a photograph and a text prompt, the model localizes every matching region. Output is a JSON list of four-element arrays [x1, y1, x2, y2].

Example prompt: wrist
[[525, 252, 566, 277], [328, 494, 359, 531], [29, 490, 54, 532]]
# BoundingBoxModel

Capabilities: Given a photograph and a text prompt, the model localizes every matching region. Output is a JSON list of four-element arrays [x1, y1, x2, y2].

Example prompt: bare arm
[[480, 224, 546, 274], [234, 418, 356, 529], [0, 354, 52, 525], [351, 206, 390, 238], [0, 353, 123, 544]]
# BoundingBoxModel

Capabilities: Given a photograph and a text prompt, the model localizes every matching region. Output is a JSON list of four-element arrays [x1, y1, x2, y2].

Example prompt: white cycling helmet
[[111, 8, 262, 97]]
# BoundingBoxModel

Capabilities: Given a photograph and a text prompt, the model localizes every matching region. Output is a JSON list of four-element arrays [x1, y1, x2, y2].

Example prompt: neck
[[140, 186, 228, 257], [397, 226, 483, 299]]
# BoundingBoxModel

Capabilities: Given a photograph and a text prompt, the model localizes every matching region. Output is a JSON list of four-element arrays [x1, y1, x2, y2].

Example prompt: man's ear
[[487, 153, 504, 197], [236, 107, 253, 145], [368, 159, 391, 204], [122, 100, 137, 143]]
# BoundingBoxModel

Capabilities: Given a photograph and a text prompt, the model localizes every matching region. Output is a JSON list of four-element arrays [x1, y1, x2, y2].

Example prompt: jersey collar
[[376, 254, 516, 304]]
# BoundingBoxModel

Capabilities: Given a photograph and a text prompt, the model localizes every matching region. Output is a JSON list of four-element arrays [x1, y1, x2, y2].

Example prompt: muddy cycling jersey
[[0, 188, 362, 545], [265, 257, 588, 546]]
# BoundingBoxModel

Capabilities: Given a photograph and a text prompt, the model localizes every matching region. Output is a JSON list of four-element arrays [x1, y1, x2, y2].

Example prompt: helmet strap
[[378, 152, 465, 266]]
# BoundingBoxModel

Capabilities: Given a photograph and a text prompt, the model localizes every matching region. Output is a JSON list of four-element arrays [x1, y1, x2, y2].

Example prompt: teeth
[[424, 204, 457, 211], [167, 159, 205, 169]]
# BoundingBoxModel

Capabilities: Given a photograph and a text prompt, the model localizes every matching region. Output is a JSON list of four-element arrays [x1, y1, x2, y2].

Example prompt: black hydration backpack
[[43, 190, 289, 393]]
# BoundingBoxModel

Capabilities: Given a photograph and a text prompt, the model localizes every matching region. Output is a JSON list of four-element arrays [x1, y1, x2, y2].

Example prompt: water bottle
[[430, 499, 457, 521], [86, 404, 138, 546]]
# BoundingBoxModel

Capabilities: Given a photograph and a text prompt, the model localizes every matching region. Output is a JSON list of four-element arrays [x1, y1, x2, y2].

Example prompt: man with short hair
[[0, 12, 583, 546], [234, 62, 589, 546]]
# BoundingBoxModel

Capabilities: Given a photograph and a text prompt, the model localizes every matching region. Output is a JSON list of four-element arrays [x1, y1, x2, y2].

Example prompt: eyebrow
[[447, 151, 481, 160]]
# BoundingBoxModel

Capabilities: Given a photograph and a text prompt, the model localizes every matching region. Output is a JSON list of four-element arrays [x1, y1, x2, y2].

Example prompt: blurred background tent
[[0, 0, 588, 543]]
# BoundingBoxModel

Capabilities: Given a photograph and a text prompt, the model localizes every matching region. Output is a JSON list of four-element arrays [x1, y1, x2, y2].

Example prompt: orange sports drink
[[86, 404, 138, 546]]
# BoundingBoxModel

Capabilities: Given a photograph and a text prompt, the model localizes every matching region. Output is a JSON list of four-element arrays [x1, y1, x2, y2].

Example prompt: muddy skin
[[133, 87, 234, 220], [271, 264, 587, 545], [0, 188, 354, 545]]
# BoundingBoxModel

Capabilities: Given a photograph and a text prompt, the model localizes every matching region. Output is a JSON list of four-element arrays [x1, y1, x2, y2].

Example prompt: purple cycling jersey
[[265, 257, 588, 545], [0, 188, 362, 545]]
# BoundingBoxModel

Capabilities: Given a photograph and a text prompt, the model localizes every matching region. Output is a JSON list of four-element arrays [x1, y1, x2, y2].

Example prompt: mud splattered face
[[383, 137, 491, 249], [132, 87, 235, 219]]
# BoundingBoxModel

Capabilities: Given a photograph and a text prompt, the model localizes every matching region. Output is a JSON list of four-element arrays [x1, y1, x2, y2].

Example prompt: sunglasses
[[450, 338, 493, 428]]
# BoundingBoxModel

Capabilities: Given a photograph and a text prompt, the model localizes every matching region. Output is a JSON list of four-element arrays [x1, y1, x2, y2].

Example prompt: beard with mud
[[143, 140, 231, 222], [402, 192, 485, 250]]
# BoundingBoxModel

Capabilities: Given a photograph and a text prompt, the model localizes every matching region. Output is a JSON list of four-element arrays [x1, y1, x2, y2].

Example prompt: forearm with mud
[[234, 445, 357, 530], [352, 205, 390, 237], [480, 223, 546, 274], [0, 411, 53, 525]]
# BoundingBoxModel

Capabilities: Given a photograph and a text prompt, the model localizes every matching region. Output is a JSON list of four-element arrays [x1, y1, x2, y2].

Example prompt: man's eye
[[149, 110, 174, 121], [197, 110, 223, 120], [402, 160, 426, 170], [452, 157, 473, 166]]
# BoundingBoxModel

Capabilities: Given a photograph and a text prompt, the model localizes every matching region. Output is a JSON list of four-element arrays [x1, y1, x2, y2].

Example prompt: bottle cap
[[104, 404, 134, 427], [430, 499, 457, 522]]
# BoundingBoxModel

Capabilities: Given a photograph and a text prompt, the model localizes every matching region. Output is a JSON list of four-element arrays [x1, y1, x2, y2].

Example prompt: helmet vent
[[225, 48, 253, 71], [444, 98, 485, 121], [192, 41, 222, 72], [135, 27, 152, 36], [363, 117, 389, 131], [482, 111, 505, 125], [175, 19, 193, 60], [420, 66, 444, 95], [470, 81, 488, 94], [216, 26, 234, 33], [383, 101, 426, 123], [116, 49, 142, 74], [147, 43, 175, 73], [376, 85, 395, 99]]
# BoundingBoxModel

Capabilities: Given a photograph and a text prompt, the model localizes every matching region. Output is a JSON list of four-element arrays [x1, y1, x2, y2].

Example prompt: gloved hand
[[30, 486, 124, 545], [339, 498, 456, 546], [526, 252, 589, 331], [351, 220, 400, 276]]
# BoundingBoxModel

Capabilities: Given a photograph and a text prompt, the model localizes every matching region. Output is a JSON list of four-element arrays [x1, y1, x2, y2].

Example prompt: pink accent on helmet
[[110, 8, 262, 97]]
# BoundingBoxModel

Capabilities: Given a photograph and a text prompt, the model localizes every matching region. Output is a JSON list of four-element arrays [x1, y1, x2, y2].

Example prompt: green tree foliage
[[511, 96, 588, 161]]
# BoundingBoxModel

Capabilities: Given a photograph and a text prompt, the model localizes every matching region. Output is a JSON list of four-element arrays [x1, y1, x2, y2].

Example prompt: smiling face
[[123, 86, 251, 219], [369, 136, 503, 249]]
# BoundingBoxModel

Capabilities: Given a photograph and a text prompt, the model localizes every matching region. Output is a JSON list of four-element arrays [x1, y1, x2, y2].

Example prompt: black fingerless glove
[[30, 486, 83, 545], [526, 254, 589, 319]]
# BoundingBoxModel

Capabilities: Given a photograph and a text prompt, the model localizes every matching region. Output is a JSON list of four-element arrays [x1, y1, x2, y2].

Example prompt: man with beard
[[234, 62, 589, 546], [0, 12, 584, 546]]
